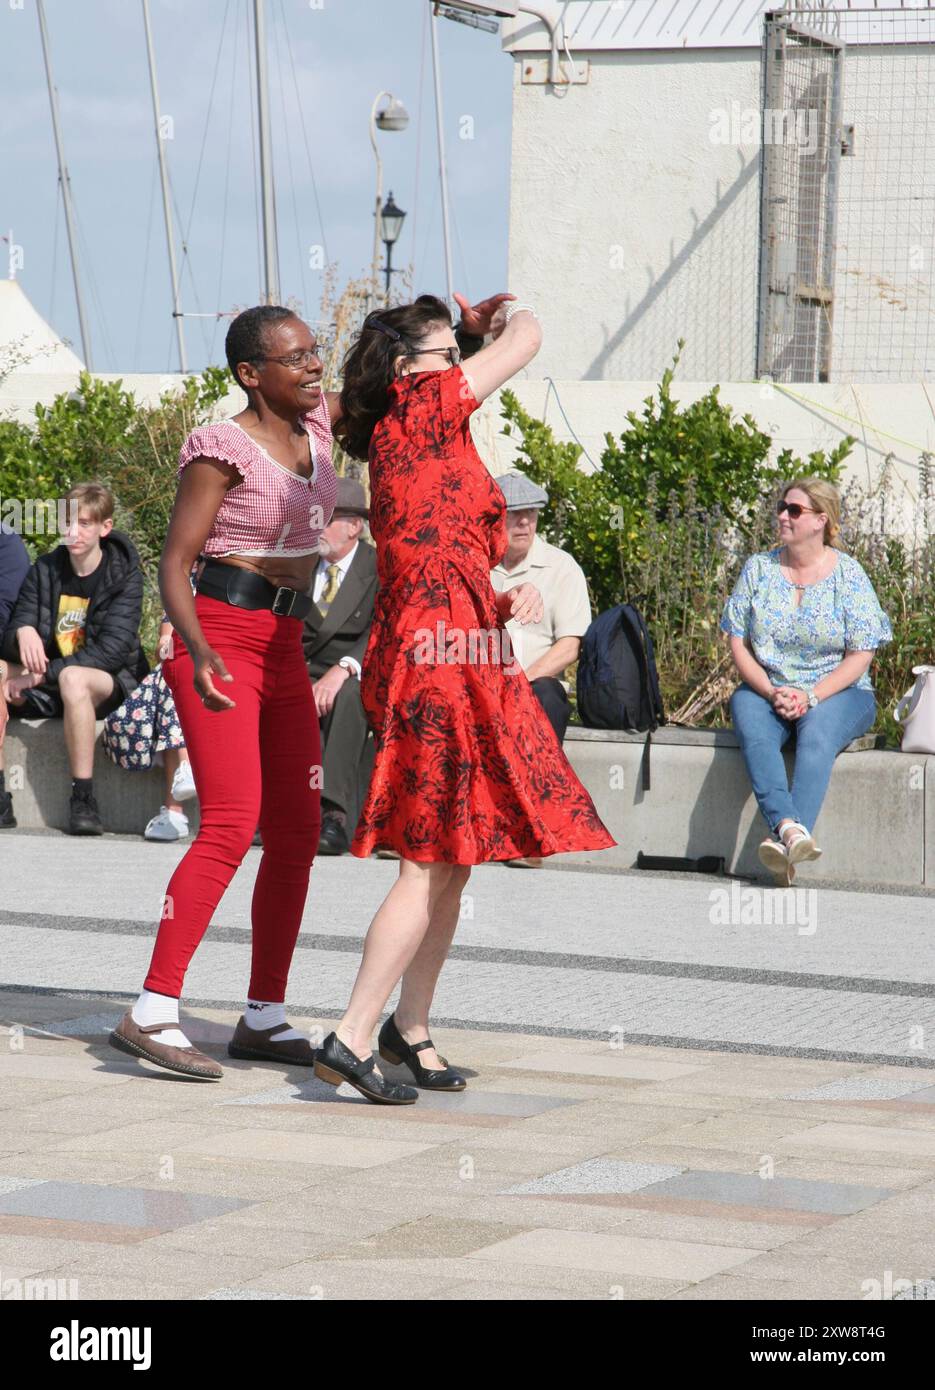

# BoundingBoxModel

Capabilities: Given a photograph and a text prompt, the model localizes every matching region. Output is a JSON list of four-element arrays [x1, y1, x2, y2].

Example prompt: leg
[[730, 683, 797, 836], [143, 640, 264, 1002], [57, 665, 116, 777], [394, 864, 471, 1070], [790, 688, 877, 835], [319, 674, 371, 818], [529, 677, 571, 744], [335, 860, 458, 1067], [249, 638, 322, 1004]]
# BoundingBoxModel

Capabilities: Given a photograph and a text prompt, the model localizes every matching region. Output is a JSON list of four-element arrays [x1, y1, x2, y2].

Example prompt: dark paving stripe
[[3, 984, 935, 1070], [1, 909, 931, 998]]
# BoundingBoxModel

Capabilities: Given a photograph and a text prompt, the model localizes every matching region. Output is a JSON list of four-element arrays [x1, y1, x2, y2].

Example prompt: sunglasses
[[404, 346, 462, 367], [777, 499, 820, 520]]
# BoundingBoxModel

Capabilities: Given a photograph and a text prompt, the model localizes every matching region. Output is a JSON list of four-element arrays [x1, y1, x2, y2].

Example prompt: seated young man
[[0, 522, 31, 828], [0, 482, 149, 834]]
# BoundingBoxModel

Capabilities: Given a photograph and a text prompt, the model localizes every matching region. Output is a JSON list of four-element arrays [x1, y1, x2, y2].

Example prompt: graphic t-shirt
[[55, 559, 105, 658]]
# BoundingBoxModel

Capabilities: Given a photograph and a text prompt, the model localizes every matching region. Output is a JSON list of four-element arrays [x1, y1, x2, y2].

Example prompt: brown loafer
[[109, 1011, 223, 1080], [227, 1015, 317, 1066]]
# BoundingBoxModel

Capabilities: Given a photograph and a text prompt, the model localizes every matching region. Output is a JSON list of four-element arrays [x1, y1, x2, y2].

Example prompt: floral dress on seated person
[[719, 546, 892, 693]]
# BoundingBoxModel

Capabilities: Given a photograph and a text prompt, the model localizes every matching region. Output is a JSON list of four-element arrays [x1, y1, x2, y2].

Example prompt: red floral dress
[[349, 366, 616, 864]]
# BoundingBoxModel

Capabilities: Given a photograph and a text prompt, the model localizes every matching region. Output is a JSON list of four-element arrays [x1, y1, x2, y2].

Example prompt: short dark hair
[[225, 305, 298, 392], [335, 295, 452, 461]]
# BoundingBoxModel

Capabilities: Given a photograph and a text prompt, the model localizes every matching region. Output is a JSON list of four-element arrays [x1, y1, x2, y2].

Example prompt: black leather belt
[[195, 557, 314, 620]]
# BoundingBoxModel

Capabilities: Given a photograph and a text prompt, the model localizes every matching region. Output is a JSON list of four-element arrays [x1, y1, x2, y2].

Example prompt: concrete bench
[[0, 718, 375, 842], [1, 719, 928, 887], [560, 725, 930, 886]]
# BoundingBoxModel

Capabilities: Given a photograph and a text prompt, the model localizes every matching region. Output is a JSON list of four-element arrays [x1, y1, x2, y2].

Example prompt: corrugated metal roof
[[501, 1, 935, 53]]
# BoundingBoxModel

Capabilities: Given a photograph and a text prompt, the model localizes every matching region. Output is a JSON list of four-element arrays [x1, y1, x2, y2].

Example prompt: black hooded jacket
[[0, 529, 150, 701]]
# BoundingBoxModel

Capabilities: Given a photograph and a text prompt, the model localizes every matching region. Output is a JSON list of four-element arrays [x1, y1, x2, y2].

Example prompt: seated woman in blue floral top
[[720, 477, 891, 884]]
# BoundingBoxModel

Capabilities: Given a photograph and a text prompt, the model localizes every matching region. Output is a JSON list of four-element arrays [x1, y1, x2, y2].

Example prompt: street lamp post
[[379, 192, 406, 307], [369, 92, 409, 311]]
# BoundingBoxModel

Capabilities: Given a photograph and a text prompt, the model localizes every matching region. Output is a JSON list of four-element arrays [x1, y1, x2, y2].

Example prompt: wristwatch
[[338, 657, 360, 678], [805, 688, 820, 708]]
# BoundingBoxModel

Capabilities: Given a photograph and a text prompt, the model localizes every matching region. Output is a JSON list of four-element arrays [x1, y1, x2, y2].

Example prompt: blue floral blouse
[[720, 547, 892, 692]]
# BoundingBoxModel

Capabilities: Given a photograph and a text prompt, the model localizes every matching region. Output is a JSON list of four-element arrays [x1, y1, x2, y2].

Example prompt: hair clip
[[366, 317, 402, 342]]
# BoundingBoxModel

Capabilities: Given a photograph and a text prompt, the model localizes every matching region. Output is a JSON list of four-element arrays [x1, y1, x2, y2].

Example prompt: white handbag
[[894, 665, 935, 753]]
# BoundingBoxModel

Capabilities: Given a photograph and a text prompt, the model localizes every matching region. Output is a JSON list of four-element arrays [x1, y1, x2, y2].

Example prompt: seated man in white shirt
[[302, 478, 377, 856], [490, 470, 593, 750]]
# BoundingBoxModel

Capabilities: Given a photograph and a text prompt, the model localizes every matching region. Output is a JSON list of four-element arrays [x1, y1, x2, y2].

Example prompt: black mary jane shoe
[[314, 1031, 418, 1105], [377, 1013, 467, 1092]]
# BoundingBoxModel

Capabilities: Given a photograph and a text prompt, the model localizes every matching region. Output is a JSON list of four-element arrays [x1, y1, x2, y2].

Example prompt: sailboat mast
[[36, 0, 93, 369], [429, 10, 454, 310], [141, 0, 188, 373], [253, 0, 281, 304]]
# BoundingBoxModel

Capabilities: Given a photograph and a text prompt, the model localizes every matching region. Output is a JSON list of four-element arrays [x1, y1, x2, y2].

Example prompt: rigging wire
[[245, 0, 263, 301], [167, 0, 233, 366], [133, 157, 159, 372], [409, 0, 428, 293], [272, 0, 309, 315], [210, 0, 243, 364], [72, 202, 116, 371], [277, 0, 330, 268], [48, 175, 61, 330]]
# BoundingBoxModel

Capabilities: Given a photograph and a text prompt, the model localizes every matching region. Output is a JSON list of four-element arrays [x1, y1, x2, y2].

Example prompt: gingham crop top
[[177, 395, 337, 558]]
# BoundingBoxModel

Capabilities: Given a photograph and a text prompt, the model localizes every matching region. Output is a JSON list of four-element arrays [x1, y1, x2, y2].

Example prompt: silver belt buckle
[[271, 586, 297, 617]]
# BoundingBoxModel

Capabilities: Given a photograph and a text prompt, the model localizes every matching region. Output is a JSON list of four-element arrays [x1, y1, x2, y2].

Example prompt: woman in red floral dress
[[314, 293, 615, 1105]]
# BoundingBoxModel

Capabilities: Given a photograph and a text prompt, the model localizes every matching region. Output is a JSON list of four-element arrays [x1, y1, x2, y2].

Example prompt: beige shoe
[[109, 1011, 223, 1080], [227, 1015, 316, 1066], [504, 856, 543, 869], [758, 837, 795, 885], [782, 821, 822, 865]]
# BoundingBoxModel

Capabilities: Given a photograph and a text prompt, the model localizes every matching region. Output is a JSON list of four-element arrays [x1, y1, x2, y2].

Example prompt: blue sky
[[1, 0, 513, 374]]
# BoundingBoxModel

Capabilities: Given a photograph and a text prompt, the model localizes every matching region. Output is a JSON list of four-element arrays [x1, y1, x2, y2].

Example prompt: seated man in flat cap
[[491, 469, 593, 866], [303, 478, 377, 856]]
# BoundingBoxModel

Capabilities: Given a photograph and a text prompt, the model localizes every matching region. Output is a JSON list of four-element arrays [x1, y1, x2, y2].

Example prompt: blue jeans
[[730, 682, 876, 837]]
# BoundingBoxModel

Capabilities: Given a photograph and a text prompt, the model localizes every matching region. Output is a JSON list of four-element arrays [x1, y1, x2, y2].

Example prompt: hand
[[453, 291, 515, 339], [16, 626, 48, 676], [312, 664, 350, 717], [5, 671, 44, 704], [771, 685, 807, 720], [193, 646, 235, 711], [498, 583, 544, 626]]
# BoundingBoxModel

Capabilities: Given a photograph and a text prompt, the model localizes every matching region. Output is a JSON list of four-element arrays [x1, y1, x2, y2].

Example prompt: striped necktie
[[317, 563, 341, 615]]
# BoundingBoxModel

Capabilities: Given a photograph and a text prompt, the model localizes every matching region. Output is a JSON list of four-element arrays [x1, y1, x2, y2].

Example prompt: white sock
[[131, 988, 192, 1049], [244, 998, 305, 1042]]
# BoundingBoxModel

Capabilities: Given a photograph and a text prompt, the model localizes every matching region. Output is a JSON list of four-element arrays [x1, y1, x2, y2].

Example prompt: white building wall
[[504, 6, 935, 384]]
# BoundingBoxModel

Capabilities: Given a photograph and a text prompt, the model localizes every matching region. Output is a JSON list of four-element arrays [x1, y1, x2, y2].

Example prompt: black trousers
[[529, 676, 571, 744], [317, 675, 372, 818]]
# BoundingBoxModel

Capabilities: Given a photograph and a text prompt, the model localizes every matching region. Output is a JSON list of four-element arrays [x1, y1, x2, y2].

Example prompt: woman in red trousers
[[110, 305, 338, 1079], [313, 294, 616, 1106]]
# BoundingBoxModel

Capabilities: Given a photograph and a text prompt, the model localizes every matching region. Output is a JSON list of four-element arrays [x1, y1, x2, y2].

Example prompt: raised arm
[[461, 304, 542, 405]]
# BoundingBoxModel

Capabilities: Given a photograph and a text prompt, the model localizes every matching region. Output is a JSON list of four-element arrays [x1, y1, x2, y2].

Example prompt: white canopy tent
[[0, 278, 85, 376]]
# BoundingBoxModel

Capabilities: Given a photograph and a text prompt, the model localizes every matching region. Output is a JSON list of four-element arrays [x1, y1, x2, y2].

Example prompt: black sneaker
[[0, 791, 16, 829], [69, 791, 103, 836]]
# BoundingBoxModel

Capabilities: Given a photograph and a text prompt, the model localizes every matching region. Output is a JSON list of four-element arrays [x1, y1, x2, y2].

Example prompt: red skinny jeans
[[146, 592, 321, 1000]]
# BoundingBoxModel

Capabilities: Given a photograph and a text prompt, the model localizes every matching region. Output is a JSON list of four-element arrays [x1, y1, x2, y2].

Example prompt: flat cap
[[496, 469, 549, 511]]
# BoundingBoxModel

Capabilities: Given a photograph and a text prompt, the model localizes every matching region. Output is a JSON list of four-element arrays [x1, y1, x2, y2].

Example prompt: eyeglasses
[[255, 347, 328, 370], [405, 346, 462, 366], [777, 500, 820, 520]]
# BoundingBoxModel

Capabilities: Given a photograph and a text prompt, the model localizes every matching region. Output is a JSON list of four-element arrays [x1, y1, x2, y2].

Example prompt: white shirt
[[313, 541, 361, 677], [490, 533, 592, 678]]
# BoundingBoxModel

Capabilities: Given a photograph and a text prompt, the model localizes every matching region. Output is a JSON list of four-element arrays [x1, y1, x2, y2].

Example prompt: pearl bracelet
[[504, 302, 539, 323]]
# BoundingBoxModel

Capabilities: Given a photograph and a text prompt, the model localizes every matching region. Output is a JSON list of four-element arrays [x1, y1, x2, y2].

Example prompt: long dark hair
[[335, 295, 451, 460]]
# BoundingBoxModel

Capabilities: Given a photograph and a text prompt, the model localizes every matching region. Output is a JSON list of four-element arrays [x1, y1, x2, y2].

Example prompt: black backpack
[[576, 601, 665, 789]]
